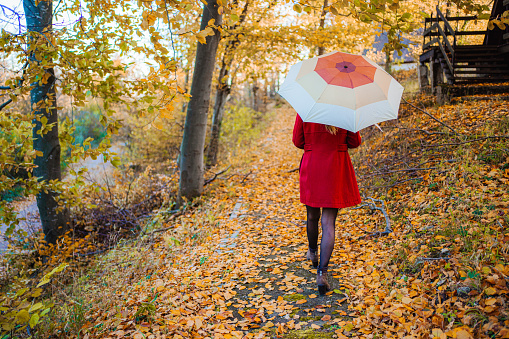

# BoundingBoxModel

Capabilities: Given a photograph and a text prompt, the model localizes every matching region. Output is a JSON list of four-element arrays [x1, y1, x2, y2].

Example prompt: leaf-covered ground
[[48, 94, 509, 339]]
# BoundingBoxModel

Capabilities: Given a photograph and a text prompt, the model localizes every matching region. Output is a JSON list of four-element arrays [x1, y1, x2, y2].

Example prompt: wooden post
[[430, 57, 444, 94], [418, 63, 430, 90]]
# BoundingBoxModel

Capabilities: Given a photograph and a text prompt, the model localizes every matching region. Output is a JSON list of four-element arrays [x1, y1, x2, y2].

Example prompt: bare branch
[[204, 165, 231, 186], [0, 98, 13, 111], [402, 98, 458, 135]]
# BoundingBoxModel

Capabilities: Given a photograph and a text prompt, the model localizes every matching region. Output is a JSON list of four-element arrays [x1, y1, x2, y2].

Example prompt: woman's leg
[[306, 205, 321, 253], [318, 208, 339, 273]]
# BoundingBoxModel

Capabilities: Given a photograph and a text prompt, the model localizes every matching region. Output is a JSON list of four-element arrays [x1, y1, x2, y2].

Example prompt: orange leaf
[[485, 298, 497, 306], [456, 329, 473, 339], [321, 315, 331, 321]]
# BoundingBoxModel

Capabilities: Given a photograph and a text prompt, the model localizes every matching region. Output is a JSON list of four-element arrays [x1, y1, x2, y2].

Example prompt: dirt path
[[77, 107, 366, 338]]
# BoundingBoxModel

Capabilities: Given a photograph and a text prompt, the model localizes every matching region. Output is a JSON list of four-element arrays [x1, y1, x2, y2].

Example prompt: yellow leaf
[[309, 294, 317, 299], [311, 323, 320, 329], [485, 287, 497, 295], [16, 310, 30, 324], [296, 299, 307, 304], [402, 296, 412, 304], [293, 4, 302, 13], [264, 321, 274, 328], [197, 35, 206, 44], [152, 118, 164, 130], [432, 328, 446, 339], [195, 317, 203, 329]]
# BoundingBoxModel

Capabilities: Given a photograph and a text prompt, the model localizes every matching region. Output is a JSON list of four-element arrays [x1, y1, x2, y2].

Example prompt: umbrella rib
[[354, 72, 374, 84]]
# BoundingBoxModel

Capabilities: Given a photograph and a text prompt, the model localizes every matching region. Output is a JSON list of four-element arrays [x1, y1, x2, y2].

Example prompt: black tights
[[306, 206, 338, 273]]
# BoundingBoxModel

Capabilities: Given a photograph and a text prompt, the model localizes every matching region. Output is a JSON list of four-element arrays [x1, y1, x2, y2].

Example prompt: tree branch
[[402, 98, 458, 135], [204, 165, 231, 186]]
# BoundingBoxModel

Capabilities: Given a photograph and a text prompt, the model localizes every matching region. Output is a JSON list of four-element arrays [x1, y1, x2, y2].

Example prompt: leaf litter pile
[[48, 94, 509, 339]]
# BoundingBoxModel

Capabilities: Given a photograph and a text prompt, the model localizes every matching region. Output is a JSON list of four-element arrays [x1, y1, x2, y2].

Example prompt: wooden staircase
[[420, 3, 509, 90], [453, 45, 509, 83]]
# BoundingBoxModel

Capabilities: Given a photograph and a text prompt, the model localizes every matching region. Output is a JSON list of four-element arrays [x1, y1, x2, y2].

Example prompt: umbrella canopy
[[278, 51, 404, 132]]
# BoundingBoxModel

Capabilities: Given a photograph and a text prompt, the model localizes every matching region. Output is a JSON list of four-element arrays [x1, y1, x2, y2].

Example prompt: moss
[[297, 316, 323, 322], [283, 293, 306, 301], [283, 328, 335, 338], [289, 308, 300, 317]]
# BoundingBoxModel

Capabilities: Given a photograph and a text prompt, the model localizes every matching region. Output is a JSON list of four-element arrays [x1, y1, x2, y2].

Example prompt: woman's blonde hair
[[325, 125, 338, 135]]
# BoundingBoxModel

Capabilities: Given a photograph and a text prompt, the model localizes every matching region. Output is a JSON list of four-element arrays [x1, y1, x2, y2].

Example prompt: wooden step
[[454, 53, 501, 58], [454, 76, 509, 83], [454, 69, 509, 74], [447, 83, 509, 96], [454, 58, 507, 64], [455, 45, 498, 50], [453, 64, 509, 68]]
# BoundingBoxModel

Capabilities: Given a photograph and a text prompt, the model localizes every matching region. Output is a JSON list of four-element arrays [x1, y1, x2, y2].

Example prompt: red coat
[[292, 115, 362, 208]]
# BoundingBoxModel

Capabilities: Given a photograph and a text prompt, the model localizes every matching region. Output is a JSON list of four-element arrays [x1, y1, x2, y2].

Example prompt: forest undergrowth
[[2, 91, 509, 339]]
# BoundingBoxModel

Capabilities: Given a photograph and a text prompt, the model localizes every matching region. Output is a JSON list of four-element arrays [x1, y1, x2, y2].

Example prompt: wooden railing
[[423, 6, 456, 79]]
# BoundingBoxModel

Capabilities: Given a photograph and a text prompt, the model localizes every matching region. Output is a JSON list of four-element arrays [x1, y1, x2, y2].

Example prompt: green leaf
[[111, 157, 121, 167], [29, 313, 40, 328], [230, 14, 239, 22], [15, 288, 28, 297], [293, 3, 302, 13], [29, 302, 43, 312], [40, 308, 51, 317]]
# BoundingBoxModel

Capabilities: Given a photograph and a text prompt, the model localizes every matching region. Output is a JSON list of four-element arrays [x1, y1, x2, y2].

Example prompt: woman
[[292, 114, 362, 295]]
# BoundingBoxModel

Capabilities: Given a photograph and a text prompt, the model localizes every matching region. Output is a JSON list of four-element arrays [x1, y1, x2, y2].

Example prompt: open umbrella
[[278, 51, 404, 132]]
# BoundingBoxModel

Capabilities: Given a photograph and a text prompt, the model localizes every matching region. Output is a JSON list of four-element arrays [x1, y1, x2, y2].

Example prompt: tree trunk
[[317, 0, 329, 56], [252, 82, 259, 111], [179, 1, 222, 201], [24, 0, 69, 244], [206, 64, 230, 169], [385, 51, 392, 74]]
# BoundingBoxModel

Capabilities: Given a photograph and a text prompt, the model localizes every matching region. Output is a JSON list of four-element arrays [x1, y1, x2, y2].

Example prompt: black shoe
[[317, 270, 330, 296]]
